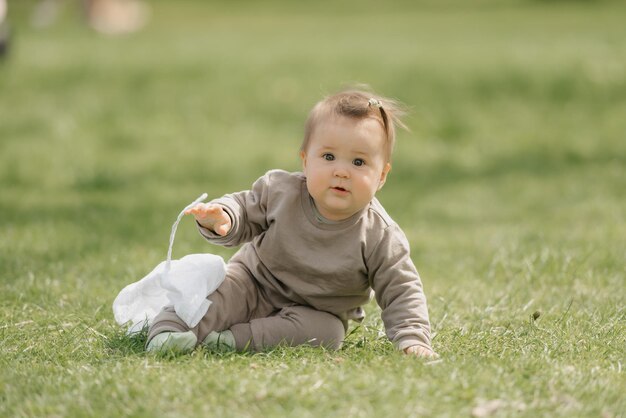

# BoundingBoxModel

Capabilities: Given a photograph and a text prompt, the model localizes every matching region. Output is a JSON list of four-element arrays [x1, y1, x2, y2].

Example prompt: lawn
[[1, 1, 625, 417]]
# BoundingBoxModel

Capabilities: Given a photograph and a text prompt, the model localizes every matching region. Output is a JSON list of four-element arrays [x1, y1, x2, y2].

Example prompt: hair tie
[[368, 98, 382, 109]]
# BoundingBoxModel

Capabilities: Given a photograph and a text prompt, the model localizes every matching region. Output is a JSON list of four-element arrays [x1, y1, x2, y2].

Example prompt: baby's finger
[[184, 204, 202, 215], [214, 223, 228, 236], [405, 345, 438, 358], [185, 203, 216, 216], [185, 202, 209, 213]]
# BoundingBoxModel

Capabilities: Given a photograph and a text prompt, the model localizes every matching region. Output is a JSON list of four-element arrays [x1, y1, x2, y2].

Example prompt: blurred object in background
[[0, 0, 8, 58], [84, 0, 150, 35], [31, 0, 150, 35], [30, 0, 61, 28]]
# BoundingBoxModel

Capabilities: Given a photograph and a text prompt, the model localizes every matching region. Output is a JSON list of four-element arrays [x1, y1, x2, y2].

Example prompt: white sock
[[202, 330, 235, 350], [146, 331, 197, 353]]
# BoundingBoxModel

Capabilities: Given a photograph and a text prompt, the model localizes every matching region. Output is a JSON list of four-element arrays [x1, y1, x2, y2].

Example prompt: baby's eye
[[353, 158, 366, 167], [323, 153, 335, 161]]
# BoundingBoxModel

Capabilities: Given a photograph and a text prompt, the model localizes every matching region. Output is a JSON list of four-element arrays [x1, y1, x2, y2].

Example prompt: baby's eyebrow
[[351, 149, 373, 157]]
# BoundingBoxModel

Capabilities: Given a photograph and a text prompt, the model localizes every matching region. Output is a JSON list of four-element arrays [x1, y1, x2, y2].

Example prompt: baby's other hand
[[185, 203, 232, 236], [404, 345, 439, 359]]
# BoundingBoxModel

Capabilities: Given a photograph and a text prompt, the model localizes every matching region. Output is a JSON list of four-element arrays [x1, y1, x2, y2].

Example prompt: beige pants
[[147, 261, 346, 352]]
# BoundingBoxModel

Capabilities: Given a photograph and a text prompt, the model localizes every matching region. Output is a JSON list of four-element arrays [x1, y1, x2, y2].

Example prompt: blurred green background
[[1, 1, 625, 417], [2, 0, 624, 273]]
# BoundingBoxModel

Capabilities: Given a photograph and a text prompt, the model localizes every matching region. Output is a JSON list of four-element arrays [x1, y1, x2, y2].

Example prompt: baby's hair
[[301, 87, 408, 161]]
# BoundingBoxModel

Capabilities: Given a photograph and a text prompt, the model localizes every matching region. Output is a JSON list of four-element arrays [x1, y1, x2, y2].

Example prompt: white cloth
[[113, 253, 226, 333], [112, 193, 226, 333]]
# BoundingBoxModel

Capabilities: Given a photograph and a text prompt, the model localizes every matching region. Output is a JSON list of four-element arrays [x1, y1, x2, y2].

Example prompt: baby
[[147, 88, 435, 357]]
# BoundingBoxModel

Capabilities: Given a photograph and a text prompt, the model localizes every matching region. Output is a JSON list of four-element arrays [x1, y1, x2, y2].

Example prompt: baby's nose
[[333, 167, 349, 178]]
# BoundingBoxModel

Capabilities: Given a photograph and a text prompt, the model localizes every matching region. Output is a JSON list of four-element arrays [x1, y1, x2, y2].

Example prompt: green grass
[[1, 1, 625, 417]]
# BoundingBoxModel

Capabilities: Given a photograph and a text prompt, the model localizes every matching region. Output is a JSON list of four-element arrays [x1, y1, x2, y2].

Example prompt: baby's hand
[[404, 345, 439, 359], [185, 203, 232, 236]]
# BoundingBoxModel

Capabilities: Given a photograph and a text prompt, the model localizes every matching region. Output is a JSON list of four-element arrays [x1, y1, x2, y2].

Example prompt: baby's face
[[300, 116, 391, 221]]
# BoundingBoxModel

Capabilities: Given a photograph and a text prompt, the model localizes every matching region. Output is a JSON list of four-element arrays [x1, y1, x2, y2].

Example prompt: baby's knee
[[295, 307, 345, 350], [319, 317, 345, 350]]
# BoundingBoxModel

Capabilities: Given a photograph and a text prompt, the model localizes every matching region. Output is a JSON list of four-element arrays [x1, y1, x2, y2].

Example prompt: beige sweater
[[198, 170, 431, 350]]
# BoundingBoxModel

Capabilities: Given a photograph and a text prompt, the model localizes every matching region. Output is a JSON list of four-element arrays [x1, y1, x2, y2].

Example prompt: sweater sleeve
[[367, 224, 432, 351], [197, 172, 272, 247]]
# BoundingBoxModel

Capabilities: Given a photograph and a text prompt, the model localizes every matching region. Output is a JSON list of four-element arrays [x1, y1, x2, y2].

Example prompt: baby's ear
[[300, 151, 307, 169], [378, 163, 391, 190]]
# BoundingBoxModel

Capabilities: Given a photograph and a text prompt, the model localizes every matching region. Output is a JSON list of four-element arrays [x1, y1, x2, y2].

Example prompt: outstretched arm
[[185, 203, 232, 236]]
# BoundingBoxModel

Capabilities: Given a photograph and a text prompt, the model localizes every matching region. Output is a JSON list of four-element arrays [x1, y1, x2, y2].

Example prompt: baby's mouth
[[332, 186, 349, 193]]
